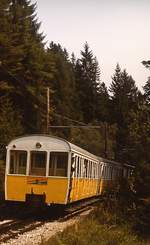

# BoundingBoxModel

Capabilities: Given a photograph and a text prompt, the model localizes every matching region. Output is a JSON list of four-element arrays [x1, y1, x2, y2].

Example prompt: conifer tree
[[143, 79, 150, 104], [110, 64, 139, 161], [47, 42, 80, 137], [75, 42, 101, 123], [0, 95, 23, 145], [142, 59, 150, 103], [0, 0, 54, 133], [142, 60, 150, 69], [96, 82, 109, 122]]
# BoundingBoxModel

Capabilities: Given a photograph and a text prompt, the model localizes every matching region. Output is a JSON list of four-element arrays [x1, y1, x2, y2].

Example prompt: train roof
[[7, 134, 99, 161], [7, 134, 134, 168]]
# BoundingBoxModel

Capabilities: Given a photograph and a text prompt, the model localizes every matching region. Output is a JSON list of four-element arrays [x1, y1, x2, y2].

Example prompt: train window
[[91, 162, 94, 178], [103, 166, 106, 179], [107, 166, 109, 179], [9, 150, 27, 175], [93, 162, 96, 178], [98, 165, 100, 178], [96, 164, 99, 178], [80, 158, 83, 178], [87, 161, 90, 178], [79, 157, 82, 177], [49, 152, 68, 177], [108, 166, 110, 179], [74, 156, 77, 177], [29, 151, 47, 176], [99, 164, 103, 178], [89, 161, 92, 178], [106, 166, 108, 178], [71, 154, 76, 177], [95, 163, 97, 178], [76, 156, 80, 177], [105, 166, 107, 179], [110, 167, 112, 179], [84, 159, 88, 178]]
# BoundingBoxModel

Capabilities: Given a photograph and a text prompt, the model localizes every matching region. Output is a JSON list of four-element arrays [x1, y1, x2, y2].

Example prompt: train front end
[[5, 135, 70, 205]]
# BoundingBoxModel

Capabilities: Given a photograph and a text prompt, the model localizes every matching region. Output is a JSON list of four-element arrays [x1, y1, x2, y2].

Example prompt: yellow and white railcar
[[5, 135, 102, 204], [5, 135, 133, 205]]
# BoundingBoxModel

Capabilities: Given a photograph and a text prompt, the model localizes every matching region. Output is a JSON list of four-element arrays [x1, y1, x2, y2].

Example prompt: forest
[[0, 0, 150, 238]]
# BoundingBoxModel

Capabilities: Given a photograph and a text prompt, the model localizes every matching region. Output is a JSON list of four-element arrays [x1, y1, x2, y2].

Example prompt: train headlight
[[36, 142, 42, 148]]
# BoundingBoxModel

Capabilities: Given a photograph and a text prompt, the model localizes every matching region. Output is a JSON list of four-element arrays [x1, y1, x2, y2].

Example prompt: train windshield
[[29, 151, 47, 176], [9, 150, 27, 175], [49, 152, 68, 177]]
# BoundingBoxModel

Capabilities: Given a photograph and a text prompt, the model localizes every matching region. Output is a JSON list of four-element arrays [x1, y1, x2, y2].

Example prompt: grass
[[43, 200, 150, 245]]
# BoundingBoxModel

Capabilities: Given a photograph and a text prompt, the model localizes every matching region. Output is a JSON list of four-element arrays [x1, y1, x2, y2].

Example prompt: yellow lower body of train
[[5, 175, 115, 205]]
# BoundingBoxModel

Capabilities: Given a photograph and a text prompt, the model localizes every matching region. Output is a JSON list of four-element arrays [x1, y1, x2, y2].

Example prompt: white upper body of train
[[6, 134, 132, 178]]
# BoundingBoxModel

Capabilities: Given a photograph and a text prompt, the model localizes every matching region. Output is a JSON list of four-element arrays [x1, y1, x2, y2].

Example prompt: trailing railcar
[[5, 135, 133, 205]]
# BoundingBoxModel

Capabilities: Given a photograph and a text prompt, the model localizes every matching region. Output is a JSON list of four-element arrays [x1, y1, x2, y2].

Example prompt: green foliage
[[45, 203, 149, 245], [109, 64, 140, 161], [0, 95, 23, 145], [127, 105, 150, 163], [142, 60, 150, 70], [0, 0, 54, 134], [96, 82, 110, 122], [47, 42, 78, 122], [110, 64, 139, 126], [143, 79, 150, 104], [69, 127, 104, 156], [135, 162, 150, 198], [74, 42, 101, 123]]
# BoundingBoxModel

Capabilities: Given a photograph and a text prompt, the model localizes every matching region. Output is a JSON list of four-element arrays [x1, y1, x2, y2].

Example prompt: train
[[5, 135, 133, 205]]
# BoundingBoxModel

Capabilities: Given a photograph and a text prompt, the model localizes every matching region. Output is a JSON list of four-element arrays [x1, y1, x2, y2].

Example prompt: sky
[[34, 0, 150, 90]]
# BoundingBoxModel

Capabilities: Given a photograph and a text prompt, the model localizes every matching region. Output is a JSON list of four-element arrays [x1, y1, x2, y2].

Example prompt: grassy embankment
[[42, 194, 150, 245]]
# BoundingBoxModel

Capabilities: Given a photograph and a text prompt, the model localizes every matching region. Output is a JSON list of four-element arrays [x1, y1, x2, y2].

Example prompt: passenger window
[[89, 161, 92, 179], [93, 163, 96, 178], [9, 150, 27, 175], [30, 151, 47, 176], [96, 164, 98, 178], [80, 158, 83, 178], [84, 159, 88, 178], [71, 154, 76, 177], [77, 157, 80, 177], [49, 152, 68, 177], [103, 166, 106, 179]]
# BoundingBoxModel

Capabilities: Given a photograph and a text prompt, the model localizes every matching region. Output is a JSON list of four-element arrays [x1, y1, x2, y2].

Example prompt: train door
[[67, 153, 76, 202], [97, 163, 103, 195]]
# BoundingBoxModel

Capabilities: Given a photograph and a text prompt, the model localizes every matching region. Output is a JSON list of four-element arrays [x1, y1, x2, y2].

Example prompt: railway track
[[0, 219, 45, 243], [60, 197, 100, 221], [0, 197, 100, 244]]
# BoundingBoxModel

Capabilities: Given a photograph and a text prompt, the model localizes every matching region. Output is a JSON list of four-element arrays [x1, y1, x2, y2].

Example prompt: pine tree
[[142, 59, 150, 103], [109, 64, 139, 161], [142, 60, 150, 69], [47, 42, 80, 137], [143, 79, 150, 104], [96, 82, 109, 122], [0, 95, 23, 145], [0, 0, 54, 133], [75, 42, 101, 123]]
